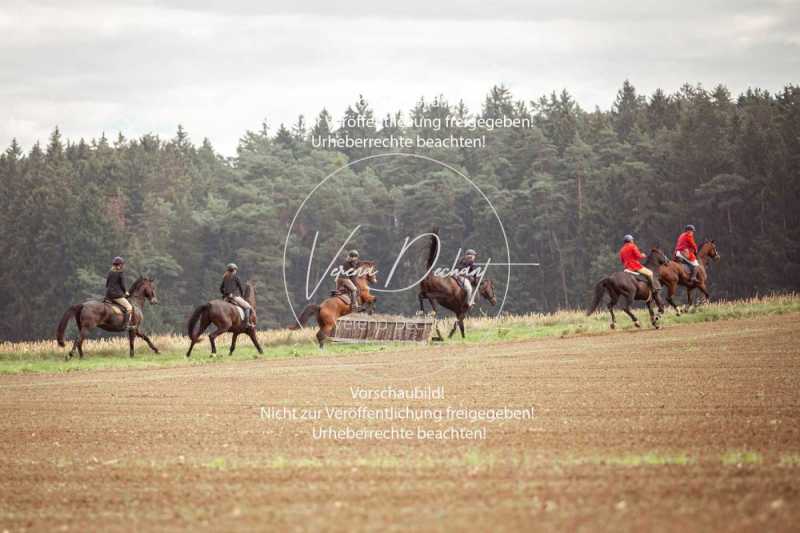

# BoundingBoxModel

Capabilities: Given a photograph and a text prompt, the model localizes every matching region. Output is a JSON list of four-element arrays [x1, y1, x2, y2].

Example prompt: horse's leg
[[458, 319, 465, 338], [666, 281, 681, 316], [686, 287, 694, 311], [448, 318, 459, 339], [621, 294, 640, 327], [607, 290, 618, 329], [208, 326, 228, 356], [647, 300, 660, 329], [229, 332, 239, 356], [76, 327, 89, 359], [418, 293, 426, 314], [136, 331, 159, 354], [128, 329, 136, 358], [247, 329, 264, 354], [186, 339, 196, 358], [698, 284, 711, 303]]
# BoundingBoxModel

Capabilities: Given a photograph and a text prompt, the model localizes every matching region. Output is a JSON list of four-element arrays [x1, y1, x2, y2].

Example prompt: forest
[[1, 80, 798, 341]]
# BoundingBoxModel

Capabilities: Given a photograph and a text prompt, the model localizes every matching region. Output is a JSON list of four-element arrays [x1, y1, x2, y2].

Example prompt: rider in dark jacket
[[454, 249, 478, 308], [337, 250, 361, 312], [220, 263, 253, 327], [105, 256, 134, 330]]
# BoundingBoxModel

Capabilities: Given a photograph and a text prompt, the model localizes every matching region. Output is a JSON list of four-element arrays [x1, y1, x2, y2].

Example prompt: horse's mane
[[129, 276, 146, 293]]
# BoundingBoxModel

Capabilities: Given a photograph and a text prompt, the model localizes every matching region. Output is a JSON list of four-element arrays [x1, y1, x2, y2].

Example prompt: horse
[[185, 281, 263, 357], [418, 229, 497, 340], [289, 261, 377, 348], [659, 240, 721, 314], [586, 248, 669, 330], [56, 277, 160, 359]]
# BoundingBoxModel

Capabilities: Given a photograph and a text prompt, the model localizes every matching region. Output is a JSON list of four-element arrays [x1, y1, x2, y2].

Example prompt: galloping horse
[[56, 277, 160, 359], [659, 240, 721, 314], [587, 248, 669, 330], [289, 261, 377, 348], [186, 281, 263, 357], [418, 229, 497, 340]]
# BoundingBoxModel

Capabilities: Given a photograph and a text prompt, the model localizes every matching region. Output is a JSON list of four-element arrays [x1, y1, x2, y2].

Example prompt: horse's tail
[[290, 304, 321, 329], [586, 279, 608, 315], [56, 304, 82, 347], [426, 226, 439, 270], [187, 304, 209, 341]]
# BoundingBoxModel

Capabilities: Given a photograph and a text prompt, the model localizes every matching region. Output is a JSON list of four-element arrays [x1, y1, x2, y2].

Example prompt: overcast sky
[[1, 0, 798, 155]]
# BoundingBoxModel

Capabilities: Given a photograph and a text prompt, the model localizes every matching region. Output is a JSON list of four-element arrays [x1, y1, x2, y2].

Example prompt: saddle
[[623, 269, 649, 283], [329, 289, 351, 306], [223, 297, 247, 321], [103, 298, 127, 315]]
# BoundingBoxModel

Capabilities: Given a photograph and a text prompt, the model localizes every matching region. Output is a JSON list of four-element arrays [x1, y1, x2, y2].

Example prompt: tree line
[[1, 81, 798, 341]]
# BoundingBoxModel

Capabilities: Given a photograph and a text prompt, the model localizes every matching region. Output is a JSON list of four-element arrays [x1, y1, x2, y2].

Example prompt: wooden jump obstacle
[[330, 314, 435, 343]]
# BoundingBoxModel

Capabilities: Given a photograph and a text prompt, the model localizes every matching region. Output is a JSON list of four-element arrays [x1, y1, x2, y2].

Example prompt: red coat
[[619, 242, 646, 270], [674, 231, 698, 261]]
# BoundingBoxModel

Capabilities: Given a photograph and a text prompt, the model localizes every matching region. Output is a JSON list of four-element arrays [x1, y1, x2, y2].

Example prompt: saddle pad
[[235, 307, 245, 321], [103, 299, 125, 315]]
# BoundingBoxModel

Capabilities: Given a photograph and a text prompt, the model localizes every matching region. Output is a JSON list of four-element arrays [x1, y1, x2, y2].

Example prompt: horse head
[[701, 240, 721, 262], [479, 279, 497, 306], [130, 277, 158, 305], [649, 247, 670, 267]]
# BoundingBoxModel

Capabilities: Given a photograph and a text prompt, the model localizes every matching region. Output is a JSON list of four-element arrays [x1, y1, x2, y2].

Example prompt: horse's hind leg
[[136, 331, 159, 354], [686, 288, 694, 311], [458, 319, 465, 338], [76, 328, 89, 359], [208, 326, 228, 356], [666, 283, 681, 315], [607, 294, 618, 329], [622, 296, 640, 327], [448, 320, 459, 338], [186, 339, 196, 358]]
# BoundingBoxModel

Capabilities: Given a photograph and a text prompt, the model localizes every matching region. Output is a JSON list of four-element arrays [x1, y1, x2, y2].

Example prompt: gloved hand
[[124, 292, 130, 298]]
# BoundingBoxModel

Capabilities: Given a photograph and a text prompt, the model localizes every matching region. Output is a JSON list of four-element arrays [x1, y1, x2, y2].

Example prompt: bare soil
[[1, 314, 799, 532]]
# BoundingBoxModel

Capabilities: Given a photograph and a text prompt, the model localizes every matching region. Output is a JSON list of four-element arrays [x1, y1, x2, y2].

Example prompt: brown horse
[[290, 261, 377, 348], [186, 281, 263, 357], [418, 229, 497, 340], [659, 240, 721, 314], [586, 248, 669, 329], [56, 277, 160, 359]]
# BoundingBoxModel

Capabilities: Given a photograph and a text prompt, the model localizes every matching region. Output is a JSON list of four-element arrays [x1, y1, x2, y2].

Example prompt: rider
[[220, 263, 253, 328], [105, 256, 134, 330], [674, 224, 700, 283], [454, 249, 479, 309], [619, 235, 661, 293], [337, 250, 362, 312]]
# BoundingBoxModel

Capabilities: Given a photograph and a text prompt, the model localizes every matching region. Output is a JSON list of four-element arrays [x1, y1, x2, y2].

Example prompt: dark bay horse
[[418, 229, 497, 340], [186, 281, 262, 357], [56, 277, 160, 359], [587, 249, 668, 330], [659, 240, 720, 314], [290, 261, 377, 348]]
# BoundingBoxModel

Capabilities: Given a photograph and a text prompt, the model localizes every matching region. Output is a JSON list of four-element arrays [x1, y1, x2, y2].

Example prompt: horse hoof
[[610, 323, 616, 330], [634, 322, 641, 328]]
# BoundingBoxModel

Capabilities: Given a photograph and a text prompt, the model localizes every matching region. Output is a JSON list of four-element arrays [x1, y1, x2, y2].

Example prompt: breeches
[[232, 296, 252, 310], [113, 298, 133, 313]]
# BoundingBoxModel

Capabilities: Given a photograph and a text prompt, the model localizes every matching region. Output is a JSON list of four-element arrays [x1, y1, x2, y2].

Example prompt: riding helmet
[[623, 234, 634, 243], [685, 224, 696, 231], [226, 263, 238, 271], [464, 249, 477, 257], [348, 250, 359, 259], [112, 256, 125, 265]]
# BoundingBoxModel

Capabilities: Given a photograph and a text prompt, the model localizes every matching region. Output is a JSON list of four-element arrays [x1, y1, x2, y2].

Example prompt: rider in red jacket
[[674, 224, 700, 282], [619, 234, 660, 291]]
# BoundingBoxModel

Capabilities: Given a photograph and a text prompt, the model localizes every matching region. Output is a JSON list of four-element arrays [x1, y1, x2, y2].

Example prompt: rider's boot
[[243, 308, 252, 328], [350, 290, 360, 313], [689, 265, 699, 284], [123, 310, 134, 331]]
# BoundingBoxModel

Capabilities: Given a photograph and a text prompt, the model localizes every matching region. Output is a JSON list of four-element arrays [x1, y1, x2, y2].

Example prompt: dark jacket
[[220, 273, 244, 298], [105, 269, 127, 299], [340, 259, 360, 280], [455, 257, 477, 283]]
